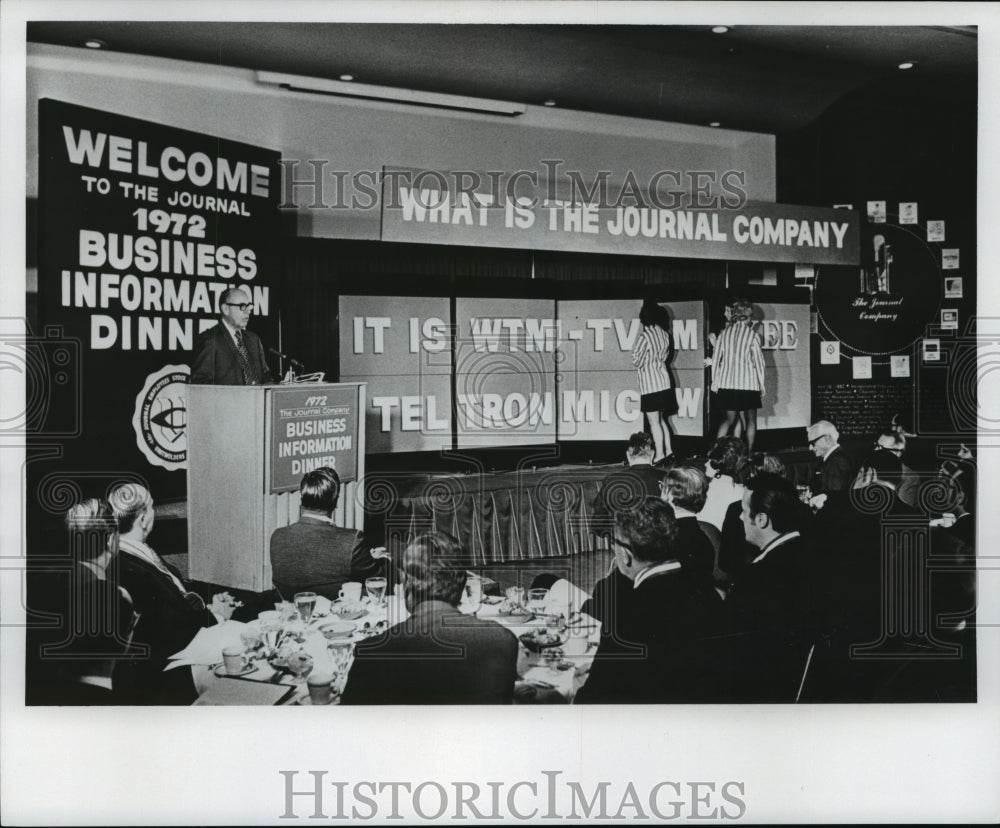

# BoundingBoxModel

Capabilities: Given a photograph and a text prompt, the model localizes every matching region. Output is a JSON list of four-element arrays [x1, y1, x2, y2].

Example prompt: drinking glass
[[294, 591, 318, 623], [465, 575, 483, 613], [527, 588, 549, 616], [365, 577, 387, 607], [260, 619, 281, 657], [327, 640, 355, 694], [505, 586, 525, 609]]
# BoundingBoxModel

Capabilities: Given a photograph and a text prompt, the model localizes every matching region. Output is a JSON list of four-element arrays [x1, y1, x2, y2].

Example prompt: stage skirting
[[366, 452, 817, 566]]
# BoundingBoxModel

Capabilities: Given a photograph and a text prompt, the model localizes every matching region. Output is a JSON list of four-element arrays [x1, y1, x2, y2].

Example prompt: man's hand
[[370, 547, 390, 560], [211, 592, 242, 620]]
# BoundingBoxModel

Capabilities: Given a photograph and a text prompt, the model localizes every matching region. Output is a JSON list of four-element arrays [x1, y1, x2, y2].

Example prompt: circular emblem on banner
[[815, 223, 942, 354], [132, 364, 190, 471]]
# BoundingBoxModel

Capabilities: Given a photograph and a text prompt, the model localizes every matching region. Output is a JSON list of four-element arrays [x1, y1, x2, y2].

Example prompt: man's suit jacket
[[269, 517, 383, 601], [674, 515, 720, 594], [575, 566, 723, 704], [117, 550, 217, 704], [190, 322, 274, 385], [720, 534, 815, 703], [811, 446, 855, 496], [591, 465, 664, 537], [340, 600, 519, 704]]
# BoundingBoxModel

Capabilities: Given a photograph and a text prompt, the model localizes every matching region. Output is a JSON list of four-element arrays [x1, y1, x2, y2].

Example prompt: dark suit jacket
[[189, 322, 274, 385], [718, 499, 755, 584], [720, 534, 815, 703], [575, 565, 723, 704], [341, 600, 519, 704], [269, 518, 383, 600], [592, 465, 664, 537], [812, 446, 855, 496], [41, 561, 135, 704], [674, 515, 719, 594], [117, 549, 218, 704]]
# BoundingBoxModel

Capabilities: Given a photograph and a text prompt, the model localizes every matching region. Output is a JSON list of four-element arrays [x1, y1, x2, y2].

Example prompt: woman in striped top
[[632, 300, 678, 463], [708, 298, 765, 451]]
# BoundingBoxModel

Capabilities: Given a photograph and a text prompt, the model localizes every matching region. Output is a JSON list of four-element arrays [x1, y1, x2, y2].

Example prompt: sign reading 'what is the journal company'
[[381, 167, 860, 265]]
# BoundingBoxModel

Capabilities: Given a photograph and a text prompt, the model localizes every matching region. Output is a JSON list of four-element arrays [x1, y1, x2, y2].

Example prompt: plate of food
[[356, 619, 389, 640], [518, 630, 566, 653], [331, 602, 367, 621], [318, 620, 357, 640]]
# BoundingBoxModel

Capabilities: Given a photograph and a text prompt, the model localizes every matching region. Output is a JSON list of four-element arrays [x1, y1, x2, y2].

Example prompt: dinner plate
[[518, 632, 567, 653], [318, 620, 357, 640], [213, 662, 259, 678]]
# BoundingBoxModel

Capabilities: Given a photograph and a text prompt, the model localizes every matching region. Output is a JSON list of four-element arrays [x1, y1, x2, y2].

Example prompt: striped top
[[632, 324, 673, 395], [711, 320, 765, 393]]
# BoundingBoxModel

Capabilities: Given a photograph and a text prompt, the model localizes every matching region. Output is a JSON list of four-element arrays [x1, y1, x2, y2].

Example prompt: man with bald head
[[190, 286, 274, 385]]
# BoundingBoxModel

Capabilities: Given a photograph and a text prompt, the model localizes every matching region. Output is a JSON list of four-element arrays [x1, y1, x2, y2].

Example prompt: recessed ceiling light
[[339, 74, 354, 82], [543, 99, 557, 107], [709, 121, 721, 127], [712, 26, 730, 34], [84, 39, 106, 49], [898, 61, 916, 70]]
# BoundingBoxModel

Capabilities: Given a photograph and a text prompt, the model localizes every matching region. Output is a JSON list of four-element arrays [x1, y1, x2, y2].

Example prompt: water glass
[[465, 575, 483, 613], [294, 591, 318, 623], [527, 587, 549, 615], [365, 577, 387, 607]]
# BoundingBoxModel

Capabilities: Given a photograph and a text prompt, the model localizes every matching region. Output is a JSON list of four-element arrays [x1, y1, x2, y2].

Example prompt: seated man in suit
[[109, 483, 239, 704], [806, 419, 855, 509], [269, 467, 385, 601], [341, 532, 519, 704], [660, 463, 719, 597], [190, 285, 274, 385], [576, 497, 722, 704], [591, 431, 664, 540], [722, 472, 815, 703]]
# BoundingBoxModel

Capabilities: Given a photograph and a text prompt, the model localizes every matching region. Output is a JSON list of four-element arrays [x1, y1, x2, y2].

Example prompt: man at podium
[[190, 286, 274, 385]]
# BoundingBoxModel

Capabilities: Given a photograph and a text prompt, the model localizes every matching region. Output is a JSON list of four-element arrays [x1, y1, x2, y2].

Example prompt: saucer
[[214, 662, 258, 678]]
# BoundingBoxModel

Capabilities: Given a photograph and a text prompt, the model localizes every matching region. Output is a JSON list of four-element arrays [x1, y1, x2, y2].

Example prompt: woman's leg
[[716, 409, 738, 439], [744, 408, 758, 452], [647, 411, 666, 461], [661, 413, 674, 458]]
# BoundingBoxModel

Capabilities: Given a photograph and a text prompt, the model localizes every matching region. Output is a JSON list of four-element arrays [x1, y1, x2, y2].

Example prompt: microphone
[[268, 347, 304, 368]]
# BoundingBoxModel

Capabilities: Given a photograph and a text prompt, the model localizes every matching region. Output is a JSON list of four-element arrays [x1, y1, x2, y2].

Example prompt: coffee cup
[[307, 671, 334, 705], [222, 645, 247, 674], [339, 582, 362, 603]]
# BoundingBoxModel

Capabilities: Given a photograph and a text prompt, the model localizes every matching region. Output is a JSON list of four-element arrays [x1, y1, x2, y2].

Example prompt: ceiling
[[27, 23, 977, 134]]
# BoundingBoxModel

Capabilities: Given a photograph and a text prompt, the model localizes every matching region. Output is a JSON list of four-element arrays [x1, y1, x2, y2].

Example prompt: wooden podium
[[186, 382, 366, 591]]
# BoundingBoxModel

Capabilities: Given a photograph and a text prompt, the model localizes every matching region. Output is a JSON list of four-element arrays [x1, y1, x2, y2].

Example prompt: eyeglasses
[[808, 436, 825, 446], [223, 302, 253, 312]]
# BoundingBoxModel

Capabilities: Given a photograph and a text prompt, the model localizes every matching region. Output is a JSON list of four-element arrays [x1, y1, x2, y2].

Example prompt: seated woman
[[52, 499, 136, 704], [698, 436, 748, 531]]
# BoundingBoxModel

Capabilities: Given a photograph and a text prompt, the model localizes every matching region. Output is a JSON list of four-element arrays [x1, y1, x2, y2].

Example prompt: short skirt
[[640, 389, 680, 415], [714, 389, 762, 411]]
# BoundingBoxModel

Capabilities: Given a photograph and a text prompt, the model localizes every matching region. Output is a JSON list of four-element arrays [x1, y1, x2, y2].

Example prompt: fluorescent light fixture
[[712, 26, 730, 34], [256, 70, 526, 115], [543, 99, 557, 107], [897, 61, 916, 70], [339, 74, 354, 82], [84, 39, 106, 49], [709, 121, 721, 127]]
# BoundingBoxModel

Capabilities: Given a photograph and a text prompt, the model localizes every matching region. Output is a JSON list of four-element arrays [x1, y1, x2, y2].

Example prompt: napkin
[[193, 680, 293, 706], [166, 620, 248, 669]]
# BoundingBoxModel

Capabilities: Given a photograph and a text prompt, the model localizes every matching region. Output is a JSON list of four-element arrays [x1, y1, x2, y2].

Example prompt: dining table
[[176, 580, 602, 705]]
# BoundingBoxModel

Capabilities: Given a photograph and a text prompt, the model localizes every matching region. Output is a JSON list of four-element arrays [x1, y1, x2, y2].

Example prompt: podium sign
[[268, 385, 361, 492]]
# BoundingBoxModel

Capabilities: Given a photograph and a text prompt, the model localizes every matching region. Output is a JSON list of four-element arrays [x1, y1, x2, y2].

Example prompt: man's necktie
[[235, 329, 259, 385]]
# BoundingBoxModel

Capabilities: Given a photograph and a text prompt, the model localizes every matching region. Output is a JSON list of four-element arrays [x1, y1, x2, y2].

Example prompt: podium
[[186, 382, 366, 591]]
